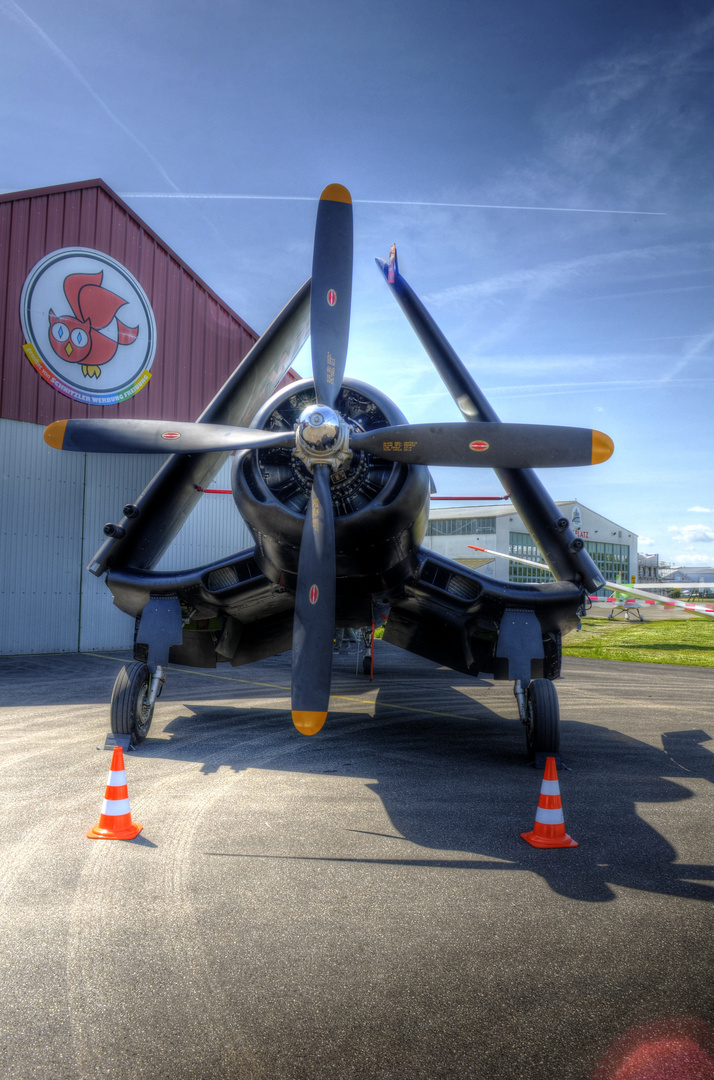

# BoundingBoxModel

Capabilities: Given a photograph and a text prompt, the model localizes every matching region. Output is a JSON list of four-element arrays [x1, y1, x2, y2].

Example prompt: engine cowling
[[232, 378, 430, 592]]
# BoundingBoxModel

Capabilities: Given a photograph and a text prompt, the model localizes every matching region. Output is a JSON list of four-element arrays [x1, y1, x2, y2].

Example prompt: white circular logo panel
[[20, 247, 157, 406]]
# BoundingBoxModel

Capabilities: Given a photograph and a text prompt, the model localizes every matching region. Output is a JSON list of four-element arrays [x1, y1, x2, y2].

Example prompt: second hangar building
[[424, 501, 638, 589]]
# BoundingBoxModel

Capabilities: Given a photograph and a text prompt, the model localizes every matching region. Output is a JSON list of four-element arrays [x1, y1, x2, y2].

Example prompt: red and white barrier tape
[[468, 546, 714, 617]]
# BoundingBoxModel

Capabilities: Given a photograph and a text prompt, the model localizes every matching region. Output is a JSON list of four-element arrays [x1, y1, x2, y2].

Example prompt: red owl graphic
[[48, 271, 139, 378]]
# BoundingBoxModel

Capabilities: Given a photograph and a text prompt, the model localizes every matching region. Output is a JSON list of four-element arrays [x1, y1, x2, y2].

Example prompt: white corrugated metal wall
[[154, 464, 251, 573], [2, 420, 85, 653], [1, 419, 252, 655]]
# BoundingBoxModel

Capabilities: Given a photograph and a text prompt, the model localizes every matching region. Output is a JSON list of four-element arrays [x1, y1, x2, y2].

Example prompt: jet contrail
[[120, 193, 665, 216], [660, 329, 714, 383], [2, 0, 181, 196]]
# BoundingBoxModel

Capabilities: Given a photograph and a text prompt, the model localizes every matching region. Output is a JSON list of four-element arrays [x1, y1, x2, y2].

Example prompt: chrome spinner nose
[[297, 405, 341, 450], [294, 404, 352, 472]]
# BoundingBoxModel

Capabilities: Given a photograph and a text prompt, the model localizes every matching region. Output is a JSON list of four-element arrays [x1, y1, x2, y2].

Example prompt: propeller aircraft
[[44, 184, 615, 760]]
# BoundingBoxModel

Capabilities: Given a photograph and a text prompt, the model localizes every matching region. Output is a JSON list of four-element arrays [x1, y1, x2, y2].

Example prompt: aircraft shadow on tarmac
[[140, 656, 714, 907]]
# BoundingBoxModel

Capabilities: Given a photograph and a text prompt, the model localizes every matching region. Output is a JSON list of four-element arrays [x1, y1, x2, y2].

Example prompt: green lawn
[[562, 617, 714, 667]]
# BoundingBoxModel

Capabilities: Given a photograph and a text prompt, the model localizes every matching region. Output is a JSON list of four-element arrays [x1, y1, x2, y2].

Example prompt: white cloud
[[423, 241, 714, 356], [668, 524, 714, 544], [425, 243, 678, 310], [673, 553, 714, 567], [688, 506, 714, 513], [533, 10, 714, 208]]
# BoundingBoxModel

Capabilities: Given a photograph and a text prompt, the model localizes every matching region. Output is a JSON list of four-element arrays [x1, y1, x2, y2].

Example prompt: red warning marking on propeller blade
[[327, 290, 337, 306], [469, 440, 490, 451], [309, 585, 319, 605], [161, 431, 181, 440]]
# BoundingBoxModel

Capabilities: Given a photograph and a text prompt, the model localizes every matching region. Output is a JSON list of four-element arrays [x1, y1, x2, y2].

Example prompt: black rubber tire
[[110, 661, 154, 744], [362, 655, 372, 675], [525, 678, 560, 761]]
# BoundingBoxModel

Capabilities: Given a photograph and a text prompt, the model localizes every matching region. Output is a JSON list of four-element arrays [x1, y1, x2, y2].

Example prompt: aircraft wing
[[104, 537, 584, 683], [88, 280, 310, 577], [376, 259, 606, 594], [381, 545, 582, 682], [106, 548, 298, 667]]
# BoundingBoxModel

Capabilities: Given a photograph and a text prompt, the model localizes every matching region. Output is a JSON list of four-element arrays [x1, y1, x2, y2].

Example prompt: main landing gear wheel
[[110, 661, 156, 745], [362, 655, 372, 675], [525, 678, 560, 761]]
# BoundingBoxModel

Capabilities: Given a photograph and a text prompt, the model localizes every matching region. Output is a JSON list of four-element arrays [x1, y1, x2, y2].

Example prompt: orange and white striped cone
[[521, 755, 577, 849], [87, 746, 142, 840]]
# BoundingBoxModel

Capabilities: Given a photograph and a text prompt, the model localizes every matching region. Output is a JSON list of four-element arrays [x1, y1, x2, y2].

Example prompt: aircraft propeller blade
[[311, 184, 353, 409], [288, 185, 354, 732], [351, 422, 614, 468], [376, 253, 613, 593], [291, 464, 336, 735], [43, 418, 295, 455]]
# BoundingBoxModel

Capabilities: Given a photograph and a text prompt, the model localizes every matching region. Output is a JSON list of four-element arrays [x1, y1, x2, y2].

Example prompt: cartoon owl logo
[[48, 271, 139, 378]]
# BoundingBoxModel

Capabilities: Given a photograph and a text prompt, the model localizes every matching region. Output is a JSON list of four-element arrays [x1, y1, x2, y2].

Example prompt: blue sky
[[2, 0, 713, 566]]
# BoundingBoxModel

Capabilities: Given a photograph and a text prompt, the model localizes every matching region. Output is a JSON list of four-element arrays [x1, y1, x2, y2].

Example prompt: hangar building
[[0, 179, 294, 655], [425, 501, 638, 590]]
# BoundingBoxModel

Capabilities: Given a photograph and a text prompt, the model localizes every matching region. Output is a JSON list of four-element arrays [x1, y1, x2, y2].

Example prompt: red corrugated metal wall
[[0, 179, 262, 424]]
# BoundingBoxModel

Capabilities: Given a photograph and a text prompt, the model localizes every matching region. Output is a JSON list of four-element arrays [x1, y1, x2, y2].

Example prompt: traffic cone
[[87, 746, 142, 840], [521, 755, 577, 849]]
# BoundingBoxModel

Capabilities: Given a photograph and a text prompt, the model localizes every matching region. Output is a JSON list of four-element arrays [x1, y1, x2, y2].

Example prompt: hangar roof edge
[[0, 177, 258, 340]]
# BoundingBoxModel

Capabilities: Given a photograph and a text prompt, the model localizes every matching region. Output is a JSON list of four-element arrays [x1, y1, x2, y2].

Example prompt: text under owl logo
[[21, 247, 157, 407]]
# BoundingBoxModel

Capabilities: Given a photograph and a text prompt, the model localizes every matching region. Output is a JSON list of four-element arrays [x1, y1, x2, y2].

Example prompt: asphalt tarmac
[[1, 642, 713, 1080]]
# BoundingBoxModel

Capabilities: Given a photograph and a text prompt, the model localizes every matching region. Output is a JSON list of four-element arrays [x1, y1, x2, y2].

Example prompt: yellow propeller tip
[[591, 430, 614, 464], [292, 710, 327, 736], [44, 420, 67, 449], [320, 184, 351, 205]]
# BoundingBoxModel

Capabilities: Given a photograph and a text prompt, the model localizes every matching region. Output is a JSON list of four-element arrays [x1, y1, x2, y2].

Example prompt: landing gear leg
[[361, 625, 373, 676], [114, 594, 181, 745], [110, 662, 165, 745], [523, 678, 560, 763], [513, 679, 527, 722]]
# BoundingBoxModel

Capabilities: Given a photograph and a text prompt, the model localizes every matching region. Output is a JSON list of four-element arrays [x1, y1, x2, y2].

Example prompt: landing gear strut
[[515, 677, 561, 761], [110, 661, 165, 745], [360, 625, 374, 675]]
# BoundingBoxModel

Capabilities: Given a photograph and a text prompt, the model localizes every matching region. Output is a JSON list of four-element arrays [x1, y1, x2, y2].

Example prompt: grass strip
[[562, 617, 714, 667]]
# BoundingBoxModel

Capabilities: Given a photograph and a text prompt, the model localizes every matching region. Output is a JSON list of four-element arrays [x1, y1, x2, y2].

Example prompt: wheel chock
[[87, 746, 142, 840], [101, 732, 133, 752], [521, 755, 577, 848]]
